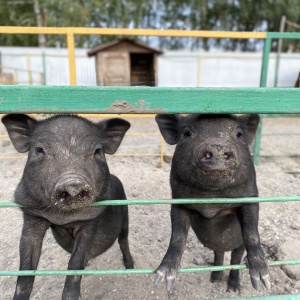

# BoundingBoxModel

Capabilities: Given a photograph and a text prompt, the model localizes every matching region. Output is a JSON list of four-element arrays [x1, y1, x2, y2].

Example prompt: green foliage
[[0, 0, 299, 51], [0, 0, 38, 46]]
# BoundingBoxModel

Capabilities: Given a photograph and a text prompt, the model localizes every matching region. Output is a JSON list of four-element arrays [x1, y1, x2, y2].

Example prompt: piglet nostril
[[57, 191, 69, 203], [224, 152, 232, 160], [202, 152, 213, 161], [79, 190, 90, 199]]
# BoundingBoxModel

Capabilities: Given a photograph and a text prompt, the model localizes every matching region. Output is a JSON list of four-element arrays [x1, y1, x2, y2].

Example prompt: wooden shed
[[87, 38, 163, 86]]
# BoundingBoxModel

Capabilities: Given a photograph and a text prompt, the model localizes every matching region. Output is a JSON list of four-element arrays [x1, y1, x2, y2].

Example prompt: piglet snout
[[198, 143, 237, 169], [52, 175, 94, 210]]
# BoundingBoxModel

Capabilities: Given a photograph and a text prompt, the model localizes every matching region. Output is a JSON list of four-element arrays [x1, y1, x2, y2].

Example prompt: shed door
[[99, 52, 130, 86]]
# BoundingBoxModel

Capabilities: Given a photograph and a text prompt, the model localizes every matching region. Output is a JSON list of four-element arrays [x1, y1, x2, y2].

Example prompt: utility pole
[[274, 15, 286, 87], [33, 0, 46, 47]]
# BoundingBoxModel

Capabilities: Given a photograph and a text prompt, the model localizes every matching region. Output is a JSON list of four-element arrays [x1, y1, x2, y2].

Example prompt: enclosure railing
[[1, 27, 300, 165], [1, 26, 300, 299], [0, 85, 299, 300], [0, 65, 44, 85]]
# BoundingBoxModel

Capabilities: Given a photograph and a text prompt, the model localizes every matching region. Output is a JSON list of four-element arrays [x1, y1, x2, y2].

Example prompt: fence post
[[66, 30, 77, 86], [253, 37, 272, 165], [197, 54, 202, 87], [26, 52, 33, 85]]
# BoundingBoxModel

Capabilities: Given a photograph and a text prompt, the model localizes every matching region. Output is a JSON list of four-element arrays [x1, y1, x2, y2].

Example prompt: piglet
[[155, 114, 270, 292], [2, 114, 134, 300]]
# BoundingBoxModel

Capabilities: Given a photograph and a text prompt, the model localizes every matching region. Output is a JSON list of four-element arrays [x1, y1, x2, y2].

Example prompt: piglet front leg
[[155, 205, 190, 292], [14, 214, 50, 300], [62, 232, 91, 300], [239, 203, 271, 291]]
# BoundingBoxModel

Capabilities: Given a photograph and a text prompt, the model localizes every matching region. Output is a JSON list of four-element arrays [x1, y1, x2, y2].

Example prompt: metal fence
[[0, 27, 300, 300], [1, 27, 300, 165], [0, 84, 300, 300]]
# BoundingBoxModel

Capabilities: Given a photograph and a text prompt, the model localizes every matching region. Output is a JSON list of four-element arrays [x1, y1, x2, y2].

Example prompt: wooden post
[[274, 15, 286, 87]]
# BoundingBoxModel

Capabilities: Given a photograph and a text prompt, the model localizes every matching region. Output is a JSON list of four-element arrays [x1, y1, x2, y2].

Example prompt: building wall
[[0, 47, 299, 87]]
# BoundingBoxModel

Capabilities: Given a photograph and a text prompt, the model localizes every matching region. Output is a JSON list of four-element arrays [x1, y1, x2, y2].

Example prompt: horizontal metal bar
[[219, 294, 300, 300], [0, 153, 167, 160], [0, 86, 299, 114], [0, 260, 298, 277], [0, 114, 156, 118], [267, 32, 300, 39], [0, 26, 267, 39], [1, 260, 300, 276], [1, 196, 300, 208]]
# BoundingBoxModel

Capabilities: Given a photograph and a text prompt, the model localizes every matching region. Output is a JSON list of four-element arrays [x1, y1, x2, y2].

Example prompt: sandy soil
[[0, 116, 299, 300]]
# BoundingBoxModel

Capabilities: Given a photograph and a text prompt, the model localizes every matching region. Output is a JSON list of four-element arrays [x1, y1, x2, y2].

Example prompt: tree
[[0, 0, 38, 46], [0, 0, 299, 51]]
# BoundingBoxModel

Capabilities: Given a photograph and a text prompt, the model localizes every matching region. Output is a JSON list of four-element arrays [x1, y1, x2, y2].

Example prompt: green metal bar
[[0, 260, 298, 276], [254, 37, 273, 165], [0, 86, 299, 114], [1, 196, 300, 208], [260, 37, 271, 88], [273, 16, 286, 88], [267, 32, 300, 39], [253, 119, 263, 165], [29, 71, 33, 85], [219, 294, 300, 300]]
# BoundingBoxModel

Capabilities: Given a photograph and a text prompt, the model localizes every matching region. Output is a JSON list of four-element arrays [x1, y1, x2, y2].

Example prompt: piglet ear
[[99, 118, 130, 154], [1, 114, 37, 153], [238, 114, 260, 145], [155, 114, 180, 145]]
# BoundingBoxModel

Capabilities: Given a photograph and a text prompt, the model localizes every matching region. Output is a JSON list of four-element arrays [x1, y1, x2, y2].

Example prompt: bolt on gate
[[0, 27, 300, 300]]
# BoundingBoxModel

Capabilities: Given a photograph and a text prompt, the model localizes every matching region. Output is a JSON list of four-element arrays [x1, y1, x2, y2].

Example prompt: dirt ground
[[0, 116, 299, 300]]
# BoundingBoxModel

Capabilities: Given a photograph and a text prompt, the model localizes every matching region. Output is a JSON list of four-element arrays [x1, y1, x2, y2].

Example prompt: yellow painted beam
[[0, 113, 155, 118], [0, 26, 267, 39], [66, 31, 77, 86]]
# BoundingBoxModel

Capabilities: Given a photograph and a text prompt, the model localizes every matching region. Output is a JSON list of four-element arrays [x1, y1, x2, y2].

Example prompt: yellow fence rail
[[0, 26, 267, 86]]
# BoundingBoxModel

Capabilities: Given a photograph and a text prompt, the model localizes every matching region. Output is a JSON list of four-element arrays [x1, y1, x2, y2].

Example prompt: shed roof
[[87, 38, 163, 56]]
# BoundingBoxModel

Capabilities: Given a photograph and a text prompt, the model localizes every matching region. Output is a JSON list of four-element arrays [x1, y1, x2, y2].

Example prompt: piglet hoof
[[250, 275, 261, 291], [247, 253, 271, 291], [154, 267, 176, 292], [210, 271, 224, 283], [227, 278, 240, 292], [166, 276, 175, 293], [124, 258, 134, 269], [250, 273, 271, 291], [262, 274, 271, 289], [154, 270, 165, 285]]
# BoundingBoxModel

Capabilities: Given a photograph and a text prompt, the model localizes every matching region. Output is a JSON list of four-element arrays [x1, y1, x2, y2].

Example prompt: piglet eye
[[35, 147, 45, 155], [237, 132, 243, 138], [183, 130, 191, 138], [94, 147, 103, 155]]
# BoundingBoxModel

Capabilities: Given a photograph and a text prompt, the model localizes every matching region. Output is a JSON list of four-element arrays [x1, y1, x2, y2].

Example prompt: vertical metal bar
[[26, 52, 33, 85], [196, 55, 202, 87], [14, 69, 18, 84], [253, 120, 263, 165], [274, 16, 286, 87], [254, 36, 272, 165], [67, 30, 77, 86], [260, 37, 271, 87], [42, 51, 46, 85]]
